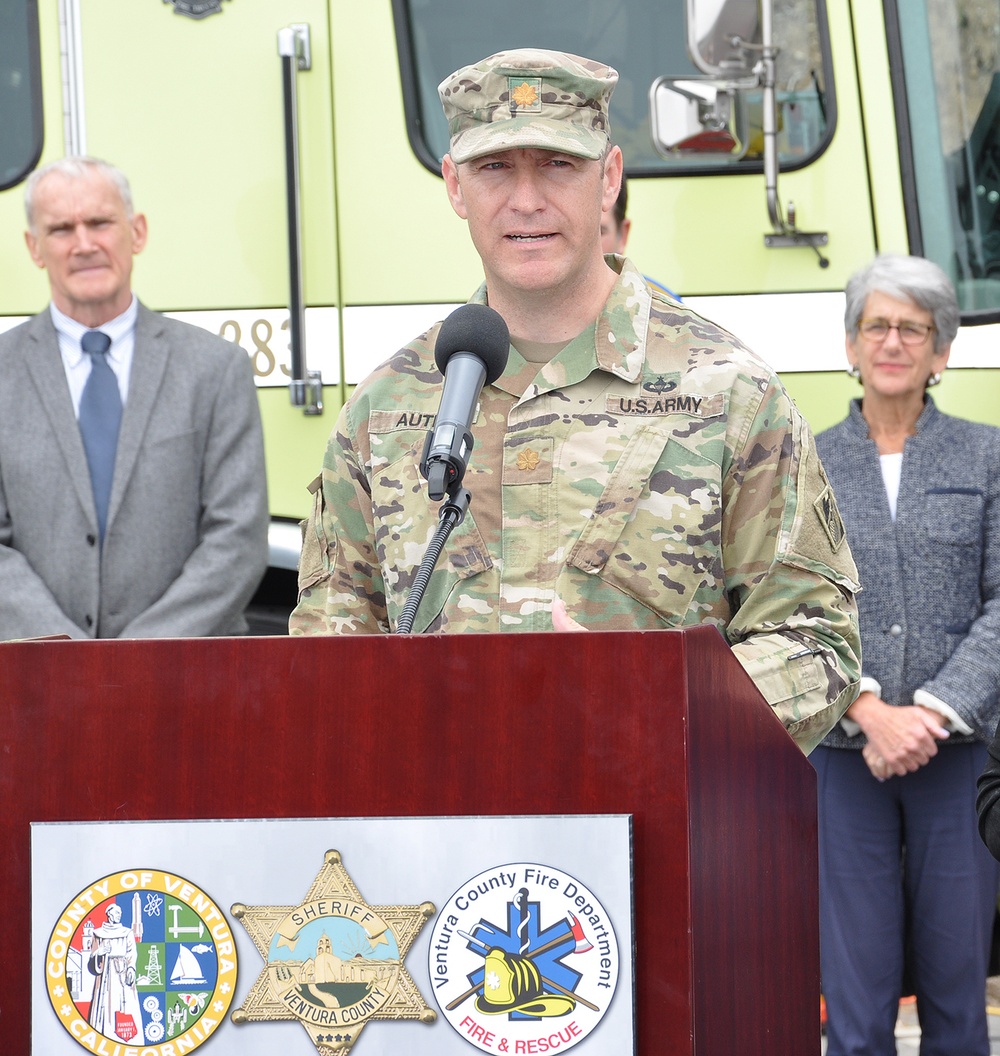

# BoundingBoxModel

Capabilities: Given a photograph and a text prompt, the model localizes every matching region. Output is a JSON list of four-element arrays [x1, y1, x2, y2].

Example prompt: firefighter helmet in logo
[[429, 862, 619, 1054]]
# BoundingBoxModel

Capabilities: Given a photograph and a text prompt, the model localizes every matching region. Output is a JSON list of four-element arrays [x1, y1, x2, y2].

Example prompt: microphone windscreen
[[434, 304, 510, 384]]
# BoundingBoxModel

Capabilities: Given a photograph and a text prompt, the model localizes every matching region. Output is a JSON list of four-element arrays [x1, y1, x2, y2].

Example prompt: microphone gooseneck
[[399, 305, 509, 634]]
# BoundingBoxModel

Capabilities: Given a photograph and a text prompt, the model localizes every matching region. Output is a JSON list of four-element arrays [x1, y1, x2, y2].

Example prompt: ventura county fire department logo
[[45, 869, 238, 1054], [231, 849, 435, 1053], [429, 863, 619, 1053]]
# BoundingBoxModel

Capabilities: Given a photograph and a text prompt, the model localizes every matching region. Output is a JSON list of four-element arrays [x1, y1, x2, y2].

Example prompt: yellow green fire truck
[[1, 0, 998, 626]]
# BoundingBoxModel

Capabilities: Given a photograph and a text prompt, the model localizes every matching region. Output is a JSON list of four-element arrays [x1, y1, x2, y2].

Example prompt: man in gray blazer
[[0, 157, 268, 639]]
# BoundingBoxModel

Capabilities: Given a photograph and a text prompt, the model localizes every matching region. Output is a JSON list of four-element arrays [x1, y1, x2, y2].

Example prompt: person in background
[[0, 157, 268, 639], [813, 253, 1000, 1056], [977, 718, 1000, 888], [979, 726, 1000, 852], [291, 48, 861, 755], [599, 170, 681, 300]]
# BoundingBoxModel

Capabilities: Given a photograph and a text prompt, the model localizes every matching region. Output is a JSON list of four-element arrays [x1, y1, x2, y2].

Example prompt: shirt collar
[[50, 296, 138, 366]]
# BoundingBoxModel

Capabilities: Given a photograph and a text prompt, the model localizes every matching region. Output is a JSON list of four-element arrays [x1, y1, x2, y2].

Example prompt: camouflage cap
[[438, 49, 618, 164]]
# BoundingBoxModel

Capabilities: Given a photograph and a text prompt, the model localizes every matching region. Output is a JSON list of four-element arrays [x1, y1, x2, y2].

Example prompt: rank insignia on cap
[[509, 78, 542, 112]]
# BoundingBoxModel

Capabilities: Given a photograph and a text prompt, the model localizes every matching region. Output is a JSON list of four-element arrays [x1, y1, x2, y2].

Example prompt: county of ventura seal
[[429, 863, 619, 1054], [45, 868, 238, 1054]]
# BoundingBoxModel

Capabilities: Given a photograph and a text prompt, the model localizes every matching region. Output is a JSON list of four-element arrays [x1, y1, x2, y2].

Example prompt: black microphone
[[420, 303, 509, 501]]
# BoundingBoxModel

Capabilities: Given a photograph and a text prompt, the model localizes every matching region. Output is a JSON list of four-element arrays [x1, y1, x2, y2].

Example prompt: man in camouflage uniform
[[291, 49, 860, 754]]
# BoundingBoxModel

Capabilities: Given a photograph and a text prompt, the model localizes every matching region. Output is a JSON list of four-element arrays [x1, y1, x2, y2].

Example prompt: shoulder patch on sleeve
[[814, 484, 846, 552]]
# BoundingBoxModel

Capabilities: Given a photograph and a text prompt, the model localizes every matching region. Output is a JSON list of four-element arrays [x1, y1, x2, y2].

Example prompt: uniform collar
[[471, 257, 652, 398]]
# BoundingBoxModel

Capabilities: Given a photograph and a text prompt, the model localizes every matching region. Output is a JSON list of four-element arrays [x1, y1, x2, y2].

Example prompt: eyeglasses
[[858, 318, 935, 345]]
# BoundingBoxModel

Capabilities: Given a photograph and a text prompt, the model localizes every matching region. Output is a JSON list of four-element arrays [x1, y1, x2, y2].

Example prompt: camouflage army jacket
[[292, 259, 861, 753]]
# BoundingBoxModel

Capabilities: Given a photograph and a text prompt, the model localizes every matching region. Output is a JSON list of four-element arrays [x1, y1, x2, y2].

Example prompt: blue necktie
[[78, 330, 122, 542]]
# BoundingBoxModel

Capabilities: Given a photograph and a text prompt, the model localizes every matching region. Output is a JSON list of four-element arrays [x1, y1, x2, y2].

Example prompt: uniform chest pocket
[[566, 429, 724, 624], [921, 488, 984, 546], [369, 433, 492, 629]]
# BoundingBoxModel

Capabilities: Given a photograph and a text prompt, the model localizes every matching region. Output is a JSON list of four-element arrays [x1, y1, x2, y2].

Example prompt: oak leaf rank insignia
[[509, 78, 542, 111], [516, 449, 541, 472]]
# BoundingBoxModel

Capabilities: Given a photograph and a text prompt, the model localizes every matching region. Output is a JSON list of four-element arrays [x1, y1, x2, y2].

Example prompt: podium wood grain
[[1, 625, 819, 1054]]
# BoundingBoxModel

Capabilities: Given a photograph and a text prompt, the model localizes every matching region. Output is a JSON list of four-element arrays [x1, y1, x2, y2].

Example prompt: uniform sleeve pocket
[[297, 474, 334, 594], [743, 649, 824, 708]]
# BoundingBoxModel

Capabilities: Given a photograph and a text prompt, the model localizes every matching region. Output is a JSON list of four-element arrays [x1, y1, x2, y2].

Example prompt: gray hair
[[844, 253, 960, 353], [24, 157, 134, 232]]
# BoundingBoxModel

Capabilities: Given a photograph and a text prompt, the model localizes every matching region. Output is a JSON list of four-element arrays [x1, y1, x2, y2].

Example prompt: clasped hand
[[853, 692, 949, 780]]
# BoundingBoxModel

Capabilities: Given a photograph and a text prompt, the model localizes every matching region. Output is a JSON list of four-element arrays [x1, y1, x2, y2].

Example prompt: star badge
[[231, 850, 436, 1053]]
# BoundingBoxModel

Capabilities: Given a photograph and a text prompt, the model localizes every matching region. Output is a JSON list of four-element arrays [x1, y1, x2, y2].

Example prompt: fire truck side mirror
[[686, 0, 761, 80], [648, 76, 749, 164]]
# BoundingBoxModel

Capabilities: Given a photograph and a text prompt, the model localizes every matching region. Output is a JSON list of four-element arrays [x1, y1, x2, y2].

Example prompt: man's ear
[[24, 229, 44, 269], [442, 154, 468, 220], [130, 212, 148, 255], [618, 216, 631, 252], [602, 145, 623, 215]]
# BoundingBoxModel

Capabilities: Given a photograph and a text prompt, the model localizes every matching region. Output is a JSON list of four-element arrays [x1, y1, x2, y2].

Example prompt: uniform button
[[889, 624, 903, 636], [86, 534, 96, 546], [85, 615, 93, 628]]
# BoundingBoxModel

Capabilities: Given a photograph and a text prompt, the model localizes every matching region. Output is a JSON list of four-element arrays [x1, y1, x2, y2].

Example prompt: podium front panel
[[2, 626, 819, 1055]]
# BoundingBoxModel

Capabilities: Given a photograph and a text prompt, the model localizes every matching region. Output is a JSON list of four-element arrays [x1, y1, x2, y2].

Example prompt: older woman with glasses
[[813, 253, 1000, 1056]]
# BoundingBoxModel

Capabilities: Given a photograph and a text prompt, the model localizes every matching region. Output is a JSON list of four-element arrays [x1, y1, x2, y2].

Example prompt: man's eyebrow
[[45, 212, 115, 230]]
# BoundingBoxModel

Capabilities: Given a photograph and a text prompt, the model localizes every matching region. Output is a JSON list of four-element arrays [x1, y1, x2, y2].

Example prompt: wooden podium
[[2, 626, 819, 1054]]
